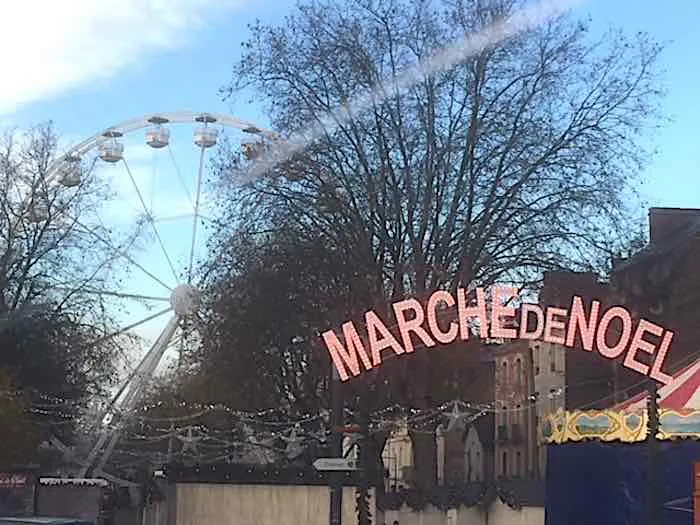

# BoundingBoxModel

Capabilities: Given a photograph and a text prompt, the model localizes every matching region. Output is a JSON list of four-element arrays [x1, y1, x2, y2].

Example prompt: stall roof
[[615, 358, 699, 412]]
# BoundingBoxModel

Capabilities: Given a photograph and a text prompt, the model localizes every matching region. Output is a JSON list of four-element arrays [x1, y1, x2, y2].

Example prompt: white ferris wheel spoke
[[121, 158, 179, 284], [72, 217, 173, 293], [54, 287, 170, 302], [166, 144, 195, 208], [53, 220, 149, 308], [54, 256, 121, 308], [100, 315, 180, 421], [187, 145, 207, 284], [87, 306, 173, 348], [154, 212, 214, 224]]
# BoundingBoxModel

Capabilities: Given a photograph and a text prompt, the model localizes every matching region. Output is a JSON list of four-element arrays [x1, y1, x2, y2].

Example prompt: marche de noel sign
[[321, 286, 675, 384]]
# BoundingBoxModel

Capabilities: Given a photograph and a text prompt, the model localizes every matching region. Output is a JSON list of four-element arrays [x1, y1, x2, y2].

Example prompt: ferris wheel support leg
[[79, 314, 173, 476], [80, 316, 180, 477]]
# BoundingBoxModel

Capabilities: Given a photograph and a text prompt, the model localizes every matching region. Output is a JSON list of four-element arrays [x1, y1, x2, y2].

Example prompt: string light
[[7, 350, 697, 475], [0, 378, 639, 434]]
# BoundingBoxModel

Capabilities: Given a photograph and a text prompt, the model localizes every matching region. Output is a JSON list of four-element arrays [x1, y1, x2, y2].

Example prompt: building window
[[516, 451, 522, 477], [499, 405, 508, 439], [502, 451, 508, 477], [515, 358, 522, 386], [502, 360, 508, 381], [549, 388, 556, 413], [549, 348, 556, 372]]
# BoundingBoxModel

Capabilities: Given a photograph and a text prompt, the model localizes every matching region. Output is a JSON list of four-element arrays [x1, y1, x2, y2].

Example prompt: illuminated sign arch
[[321, 286, 674, 384]]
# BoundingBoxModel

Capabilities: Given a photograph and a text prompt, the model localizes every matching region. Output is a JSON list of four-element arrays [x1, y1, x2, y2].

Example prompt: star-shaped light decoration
[[281, 423, 305, 460], [444, 401, 468, 433], [237, 424, 273, 464], [179, 426, 203, 456], [247, 434, 274, 464]]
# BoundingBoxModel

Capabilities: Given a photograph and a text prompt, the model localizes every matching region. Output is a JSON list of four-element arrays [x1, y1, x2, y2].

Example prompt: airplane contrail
[[245, 0, 586, 182]]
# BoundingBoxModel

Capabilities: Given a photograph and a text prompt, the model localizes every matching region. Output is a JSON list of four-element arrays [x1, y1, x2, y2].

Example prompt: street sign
[[313, 457, 359, 471]]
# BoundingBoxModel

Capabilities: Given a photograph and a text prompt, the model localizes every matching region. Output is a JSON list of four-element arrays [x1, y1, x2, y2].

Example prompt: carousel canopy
[[615, 358, 699, 412], [541, 358, 700, 444]]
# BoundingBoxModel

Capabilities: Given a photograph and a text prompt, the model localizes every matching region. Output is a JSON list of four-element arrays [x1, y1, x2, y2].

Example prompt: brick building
[[384, 208, 700, 485], [532, 207, 700, 476], [535, 270, 625, 410], [492, 340, 538, 480], [610, 207, 700, 384]]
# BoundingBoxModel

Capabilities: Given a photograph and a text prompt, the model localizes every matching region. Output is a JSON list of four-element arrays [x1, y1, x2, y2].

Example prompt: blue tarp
[[545, 441, 699, 525]]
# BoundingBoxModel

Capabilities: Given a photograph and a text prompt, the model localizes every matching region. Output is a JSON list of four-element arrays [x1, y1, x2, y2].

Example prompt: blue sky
[[582, 0, 700, 209], [1, 0, 698, 368], [4, 0, 697, 207]]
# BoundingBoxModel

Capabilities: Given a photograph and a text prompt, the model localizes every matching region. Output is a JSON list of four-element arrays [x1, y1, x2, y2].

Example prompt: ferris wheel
[[32, 111, 282, 478]]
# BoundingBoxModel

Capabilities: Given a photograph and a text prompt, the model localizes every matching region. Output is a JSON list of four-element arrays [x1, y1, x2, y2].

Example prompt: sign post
[[329, 366, 345, 525], [694, 462, 699, 525], [356, 403, 372, 525], [646, 380, 660, 525]]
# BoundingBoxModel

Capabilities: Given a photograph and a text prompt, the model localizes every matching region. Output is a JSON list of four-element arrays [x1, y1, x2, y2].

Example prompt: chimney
[[648, 208, 700, 244]]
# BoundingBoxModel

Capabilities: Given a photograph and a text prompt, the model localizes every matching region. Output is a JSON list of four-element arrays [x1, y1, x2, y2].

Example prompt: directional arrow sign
[[313, 457, 359, 471]]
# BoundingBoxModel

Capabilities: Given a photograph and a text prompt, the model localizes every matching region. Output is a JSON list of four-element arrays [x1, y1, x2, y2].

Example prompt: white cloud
[[0, 0, 245, 115]]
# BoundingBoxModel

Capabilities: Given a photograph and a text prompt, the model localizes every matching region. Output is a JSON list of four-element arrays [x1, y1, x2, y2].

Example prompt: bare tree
[[187, 224, 353, 412], [1, 124, 131, 318], [222, 0, 662, 290], [200, 0, 664, 407], [0, 123, 139, 457], [0, 368, 40, 468]]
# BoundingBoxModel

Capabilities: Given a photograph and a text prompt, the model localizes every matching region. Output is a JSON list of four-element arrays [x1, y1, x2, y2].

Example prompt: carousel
[[542, 359, 699, 444], [542, 359, 700, 525]]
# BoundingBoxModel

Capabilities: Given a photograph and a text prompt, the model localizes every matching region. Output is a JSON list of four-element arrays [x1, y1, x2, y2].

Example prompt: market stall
[[542, 359, 700, 525]]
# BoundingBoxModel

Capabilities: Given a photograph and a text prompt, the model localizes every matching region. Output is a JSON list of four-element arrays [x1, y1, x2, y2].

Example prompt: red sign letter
[[491, 286, 518, 339], [366, 310, 405, 364], [544, 307, 567, 345], [322, 322, 373, 381], [426, 291, 458, 344], [457, 287, 488, 339], [519, 304, 544, 340], [649, 330, 674, 385], [597, 306, 633, 359], [565, 296, 600, 351], [393, 298, 436, 353]]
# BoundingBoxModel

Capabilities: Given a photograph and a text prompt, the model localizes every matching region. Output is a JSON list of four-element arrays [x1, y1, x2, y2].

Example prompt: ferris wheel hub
[[170, 284, 201, 317]]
